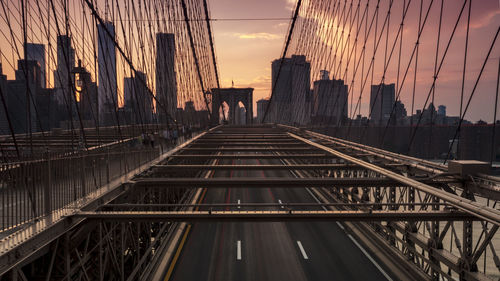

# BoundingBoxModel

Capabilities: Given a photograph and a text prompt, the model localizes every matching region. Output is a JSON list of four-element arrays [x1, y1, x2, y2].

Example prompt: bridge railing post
[[106, 148, 110, 184], [44, 152, 51, 216], [80, 153, 86, 199]]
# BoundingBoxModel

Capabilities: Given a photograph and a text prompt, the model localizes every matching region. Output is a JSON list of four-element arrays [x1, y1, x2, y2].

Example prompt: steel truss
[[85, 125, 499, 280], [280, 126, 500, 281], [1, 125, 499, 281]]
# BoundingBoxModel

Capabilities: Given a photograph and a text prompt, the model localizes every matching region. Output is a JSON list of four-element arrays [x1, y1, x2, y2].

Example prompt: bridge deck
[[1, 125, 498, 281]]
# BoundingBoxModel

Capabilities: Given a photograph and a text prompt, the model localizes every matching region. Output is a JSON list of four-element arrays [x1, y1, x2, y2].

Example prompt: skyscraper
[[312, 71, 348, 125], [9, 60, 40, 133], [155, 33, 176, 123], [271, 55, 310, 125], [54, 35, 75, 106], [370, 83, 395, 125], [97, 21, 117, 125], [25, 43, 46, 88], [256, 98, 269, 123], [124, 71, 152, 124], [0, 63, 8, 134]]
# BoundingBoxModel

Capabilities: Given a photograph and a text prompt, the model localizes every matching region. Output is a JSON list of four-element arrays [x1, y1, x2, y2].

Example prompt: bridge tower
[[211, 87, 253, 125]]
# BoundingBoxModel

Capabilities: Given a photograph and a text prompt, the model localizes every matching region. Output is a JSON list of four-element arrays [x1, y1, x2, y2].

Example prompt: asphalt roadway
[[169, 156, 392, 281]]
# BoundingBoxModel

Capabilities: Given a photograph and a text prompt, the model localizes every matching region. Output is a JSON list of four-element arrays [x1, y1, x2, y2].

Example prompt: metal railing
[[0, 132, 198, 232]]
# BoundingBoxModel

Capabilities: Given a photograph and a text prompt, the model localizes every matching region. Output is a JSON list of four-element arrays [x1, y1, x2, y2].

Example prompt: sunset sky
[[208, 0, 500, 121], [0, 0, 499, 122]]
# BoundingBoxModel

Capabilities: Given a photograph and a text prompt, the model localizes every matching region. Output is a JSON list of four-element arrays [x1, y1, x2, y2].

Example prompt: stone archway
[[211, 87, 253, 125]]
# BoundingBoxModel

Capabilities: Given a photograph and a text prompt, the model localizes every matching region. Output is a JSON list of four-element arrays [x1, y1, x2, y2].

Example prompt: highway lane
[[169, 155, 391, 280]]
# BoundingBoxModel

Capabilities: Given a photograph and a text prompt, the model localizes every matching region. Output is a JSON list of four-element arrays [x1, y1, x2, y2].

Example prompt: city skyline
[[0, 0, 498, 122]]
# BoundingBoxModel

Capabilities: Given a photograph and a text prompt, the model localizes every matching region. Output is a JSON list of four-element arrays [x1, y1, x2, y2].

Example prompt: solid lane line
[[237, 240, 242, 260], [164, 186, 208, 280], [164, 224, 192, 281], [304, 183, 390, 279], [347, 234, 393, 281], [297, 241, 309, 260], [335, 221, 345, 230]]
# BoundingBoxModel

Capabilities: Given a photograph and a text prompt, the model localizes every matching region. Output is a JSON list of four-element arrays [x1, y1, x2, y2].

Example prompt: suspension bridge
[[0, 0, 499, 280]]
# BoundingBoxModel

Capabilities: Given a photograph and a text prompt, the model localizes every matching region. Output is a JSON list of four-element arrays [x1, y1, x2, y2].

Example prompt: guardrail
[[0, 131, 198, 232]]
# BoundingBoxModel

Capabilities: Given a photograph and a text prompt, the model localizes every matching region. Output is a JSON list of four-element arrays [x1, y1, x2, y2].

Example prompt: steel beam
[[279, 124, 447, 173], [188, 142, 306, 146], [198, 139, 293, 141], [180, 147, 317, 152], [167, 154, 334, 159], [152, 164, 364, 170], [288, 133, 500, 226], [75, 210, 475, 222], [102, 202, 448, 209], [132, 177, 400, 187]]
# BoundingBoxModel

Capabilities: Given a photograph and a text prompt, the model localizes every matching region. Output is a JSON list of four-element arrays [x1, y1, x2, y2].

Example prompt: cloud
[[274, 22, 289, 29], [470, 10, 500, 30], [221, 76, 271, 93], [232, 32, 282, 40], [285, 0, 297, 11]]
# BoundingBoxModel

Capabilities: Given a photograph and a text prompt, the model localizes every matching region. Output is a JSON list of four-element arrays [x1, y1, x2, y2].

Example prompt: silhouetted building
[[25, 43, 46, 88], [97, 21, 117, 125], [370, 83, 395, 125], [177, 101, 197, 124], [312, 71, 348, 125], [0, 63, 8, 134], [6, 60, 41, 134], [422, 103, 437, 125], [185, 101, 195, 112], [256, 98, 269, 123], [16, 60, 41, 92], [438, 105, 446, 116], [123, 71, 152, 124], [156, 33, 176, 123], [35, 88, 56, 131], [270, 55, 311, 125], [394, 100, 407, 125], [54, 35, 75, 106]]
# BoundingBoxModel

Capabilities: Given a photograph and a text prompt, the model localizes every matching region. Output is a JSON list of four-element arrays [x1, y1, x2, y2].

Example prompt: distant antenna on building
[[232, 79, 234, 87], [320, 70, 329, 80]]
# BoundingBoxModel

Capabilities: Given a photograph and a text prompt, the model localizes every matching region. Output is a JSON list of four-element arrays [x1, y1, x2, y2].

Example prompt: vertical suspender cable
[[457, 0, 471, 160], [444, 26, 500, 164], [202, 0, 225, 122], [491, 58, 500, 165], [180, 0, 212, 120]]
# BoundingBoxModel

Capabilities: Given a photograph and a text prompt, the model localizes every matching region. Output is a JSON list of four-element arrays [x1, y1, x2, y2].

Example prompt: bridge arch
[[211, 88, 253, 125]]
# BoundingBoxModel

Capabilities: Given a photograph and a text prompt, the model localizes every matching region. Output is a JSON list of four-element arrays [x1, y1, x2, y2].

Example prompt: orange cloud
[[232, 32, 282, 40], [470, 10, 500, 29]]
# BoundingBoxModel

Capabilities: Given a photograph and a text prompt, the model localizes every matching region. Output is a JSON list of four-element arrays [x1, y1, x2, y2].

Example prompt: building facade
[[124, 71, 152, 124], [370, 83, 395, 125], [256, 98, 270, 123], [54, 35, 75, 107], [25, 43, 46, 88], [97, 21, 117, 125], [270, 55, 311, 125], [312, 71, 348, 125], [0, 63, 8, 134], [155, 33, 176, 124]]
